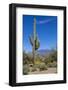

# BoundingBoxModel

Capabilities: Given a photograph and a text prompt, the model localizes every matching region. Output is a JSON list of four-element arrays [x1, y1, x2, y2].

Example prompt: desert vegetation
[[23, 50, 57, 75]]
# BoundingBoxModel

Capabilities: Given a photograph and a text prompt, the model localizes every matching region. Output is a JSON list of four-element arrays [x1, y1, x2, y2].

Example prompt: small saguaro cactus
[[29, 17, 40, 64]]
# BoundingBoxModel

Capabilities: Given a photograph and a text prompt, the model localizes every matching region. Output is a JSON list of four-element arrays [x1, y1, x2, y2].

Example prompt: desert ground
[[29, 67, 57, 74]]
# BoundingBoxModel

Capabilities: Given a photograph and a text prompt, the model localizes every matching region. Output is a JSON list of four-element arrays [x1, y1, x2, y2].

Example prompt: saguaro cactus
[[29, 17, 40, 64]]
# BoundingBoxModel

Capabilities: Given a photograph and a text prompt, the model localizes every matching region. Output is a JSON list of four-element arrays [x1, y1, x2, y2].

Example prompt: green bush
[[52, 61, 57, 67], [39, 63, 48, 71], [34, 64, 40, 68], [23, 64, 29, 75], [32, 67, 37, 72], [47, 61, 57, 67], [47, 63, 52, 67]]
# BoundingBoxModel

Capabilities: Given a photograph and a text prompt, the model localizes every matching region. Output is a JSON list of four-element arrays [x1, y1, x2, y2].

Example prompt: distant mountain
[[37, 49, 54, 56], [26, 49, 55, 56]]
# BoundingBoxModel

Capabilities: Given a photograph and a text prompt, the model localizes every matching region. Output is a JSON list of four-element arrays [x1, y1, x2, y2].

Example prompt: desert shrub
[[44, 50, 57, 66], [23, 51, 33, 64], [39, 63, 48, 71], [44, 57, 50, 65], [34, 55, 42, 64], [34, 64, 40, 68], [47, 61, 57, 67], [29, 64, 39, 72], [23, 51, 29, 64], [47, 63, 53, 67], [29, 64, 37, 72], [52, 61, 57, 67], [34, 59, 41, 65], [23, 64, 29, 75], [31, 67, 37, 72], [49, 50, 57, 62]]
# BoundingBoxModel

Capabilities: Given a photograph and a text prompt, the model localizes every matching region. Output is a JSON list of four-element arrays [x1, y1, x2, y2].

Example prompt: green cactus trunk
[[29, 17, 40, 64], [33, 17, 36, 64]]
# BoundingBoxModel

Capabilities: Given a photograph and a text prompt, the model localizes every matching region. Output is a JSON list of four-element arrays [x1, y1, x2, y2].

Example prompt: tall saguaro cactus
[[29, 17, 40, 64]]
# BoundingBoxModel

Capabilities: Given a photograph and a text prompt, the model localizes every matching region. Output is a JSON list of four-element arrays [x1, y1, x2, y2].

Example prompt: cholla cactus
[[29, 17, 40, 64]]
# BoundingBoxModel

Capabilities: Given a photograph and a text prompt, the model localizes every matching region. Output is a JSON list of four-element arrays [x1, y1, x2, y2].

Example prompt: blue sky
[[23, 15, 57, 52]]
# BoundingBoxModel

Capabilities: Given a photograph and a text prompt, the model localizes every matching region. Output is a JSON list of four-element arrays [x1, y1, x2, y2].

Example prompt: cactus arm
[[29, 35, 33, 46]]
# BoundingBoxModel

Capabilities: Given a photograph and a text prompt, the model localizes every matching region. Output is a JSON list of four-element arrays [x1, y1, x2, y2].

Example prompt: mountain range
[[27, 49, 54, 56], [37, 49, 54, 56]]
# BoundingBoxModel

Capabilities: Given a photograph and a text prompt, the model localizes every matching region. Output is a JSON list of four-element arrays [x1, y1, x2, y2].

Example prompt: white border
[[16, 8, 64, 83]]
